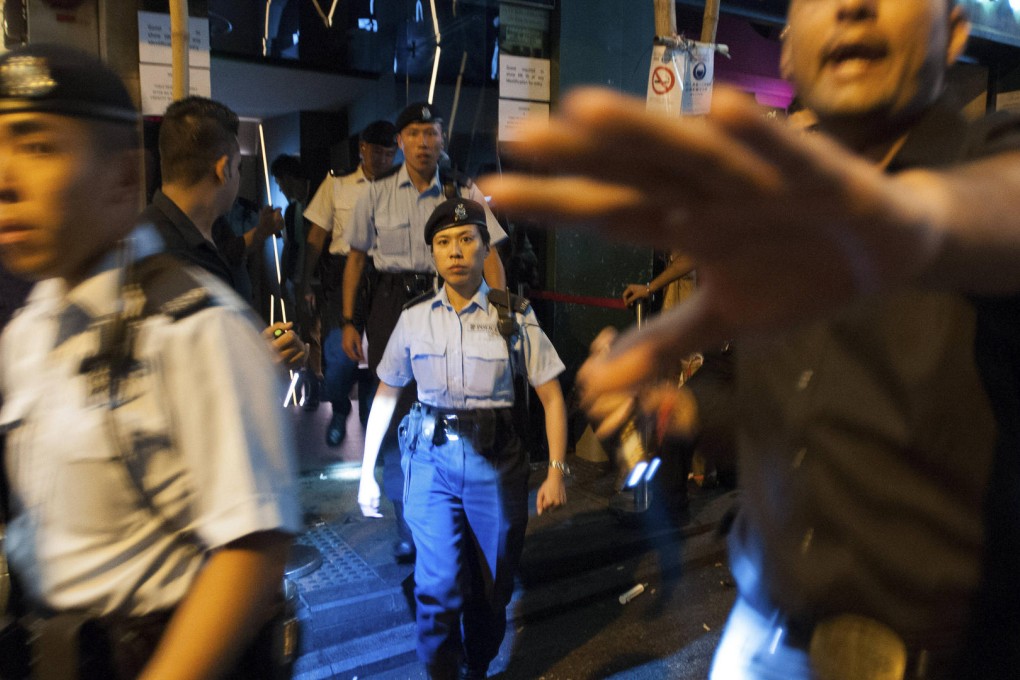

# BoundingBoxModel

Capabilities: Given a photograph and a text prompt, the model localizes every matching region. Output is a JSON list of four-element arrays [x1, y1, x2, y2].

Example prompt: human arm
[[622, 254, 696, 305], [483, 247, 506, 290], [358, 381, 402, 517], [242, 206, 285, 254], [480, 85, 1020, 398], [299, 223, 329, 306], [534, 378, 568, 516], [138, 531, 290, 680], [341, 249, 368, 362]]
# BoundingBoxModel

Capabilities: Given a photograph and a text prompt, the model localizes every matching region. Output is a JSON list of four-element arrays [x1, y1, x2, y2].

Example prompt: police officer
[[343, 102, 508, 562], [358, 198, 567, 679], [0, 44, 301, 679]]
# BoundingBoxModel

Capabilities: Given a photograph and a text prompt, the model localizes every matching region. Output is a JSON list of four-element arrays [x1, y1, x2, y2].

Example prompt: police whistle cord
[[527, 289, 628, 311]]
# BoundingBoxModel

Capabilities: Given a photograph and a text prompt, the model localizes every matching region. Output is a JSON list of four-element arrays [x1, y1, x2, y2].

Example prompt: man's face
[[360, 141, 397, 179], [431, 224, 488, 289], [274, 174, 303, 203], [0, 112, 123, 283], [782, 0, 968, 124], [398, 121, 443, 178]]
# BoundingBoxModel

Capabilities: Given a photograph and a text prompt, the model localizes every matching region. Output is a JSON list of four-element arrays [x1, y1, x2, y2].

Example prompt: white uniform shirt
[[303, 165, 372, 257], [346, 165, 507, 273], [0, 226, 302, 617], [377, 281, 564, 409]]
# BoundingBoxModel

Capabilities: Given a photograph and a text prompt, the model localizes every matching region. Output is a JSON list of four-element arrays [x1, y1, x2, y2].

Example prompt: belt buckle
[[808, 614, 908, 680], [442, 414, 460, 441]]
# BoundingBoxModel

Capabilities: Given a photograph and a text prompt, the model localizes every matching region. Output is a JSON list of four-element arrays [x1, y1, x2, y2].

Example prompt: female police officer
[[357, 198, 567, 679]]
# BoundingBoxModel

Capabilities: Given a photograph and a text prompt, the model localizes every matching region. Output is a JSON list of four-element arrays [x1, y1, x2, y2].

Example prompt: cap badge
[[454, 203, 467, 222], [421, 106, 431, 121], [0, 56, 57, 98]]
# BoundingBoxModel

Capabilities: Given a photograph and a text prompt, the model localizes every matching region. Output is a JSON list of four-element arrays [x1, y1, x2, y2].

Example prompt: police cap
[[360, 119, 397, 147], [396, 101, 444, 133], [424, 198, 489, 246], [0, 43, 137, 125]]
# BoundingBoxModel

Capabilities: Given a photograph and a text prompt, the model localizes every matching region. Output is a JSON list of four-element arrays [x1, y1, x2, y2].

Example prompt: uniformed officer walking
[[343, 102, 508, 562], [0, 44, 300, 679], [358, 198, 567, 679]]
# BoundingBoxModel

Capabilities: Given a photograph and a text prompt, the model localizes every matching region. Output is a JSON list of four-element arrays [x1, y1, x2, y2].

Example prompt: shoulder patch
[[403, 290, 437, 310], [486, 289, 530, 314], [131, 253, 216, 321]]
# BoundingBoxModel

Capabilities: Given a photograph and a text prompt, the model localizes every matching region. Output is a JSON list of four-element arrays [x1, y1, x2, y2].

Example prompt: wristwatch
[[342, 316, 356, 327], [549, 460, 572, 476]]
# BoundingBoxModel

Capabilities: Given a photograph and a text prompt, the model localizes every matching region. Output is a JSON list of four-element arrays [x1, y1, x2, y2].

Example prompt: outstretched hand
[[480, 86, 944, 397]]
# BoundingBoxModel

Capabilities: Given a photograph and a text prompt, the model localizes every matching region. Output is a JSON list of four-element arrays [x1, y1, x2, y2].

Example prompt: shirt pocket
[[464, 340, 512, 401], [375, 219, 411, 259], [410, 339, 447, 403]]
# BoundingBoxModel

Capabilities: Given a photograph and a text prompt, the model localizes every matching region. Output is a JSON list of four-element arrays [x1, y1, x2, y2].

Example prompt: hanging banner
[[646, 39, 717, 117]]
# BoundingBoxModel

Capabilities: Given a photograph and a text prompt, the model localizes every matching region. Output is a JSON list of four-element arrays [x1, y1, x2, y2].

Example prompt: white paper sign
[[137, 11, 210, 68], [646, 42, 715, 117], [499, 99, 549, 142], [139, 63, 212, 116], [500, 54, 551, 102]]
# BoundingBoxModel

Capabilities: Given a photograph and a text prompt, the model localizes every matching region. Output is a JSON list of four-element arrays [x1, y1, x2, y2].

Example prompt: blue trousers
[[322, 327, 371, 425], [402, 426, 529, 674]]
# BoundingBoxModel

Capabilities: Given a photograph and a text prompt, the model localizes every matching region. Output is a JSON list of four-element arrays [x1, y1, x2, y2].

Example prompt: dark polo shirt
[[688, 96, 1020, 673], [139, 191, 253, 303]]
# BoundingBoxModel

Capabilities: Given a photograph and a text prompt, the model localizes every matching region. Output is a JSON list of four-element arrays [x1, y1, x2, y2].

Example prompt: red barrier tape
[[528, 289, 629, 310]]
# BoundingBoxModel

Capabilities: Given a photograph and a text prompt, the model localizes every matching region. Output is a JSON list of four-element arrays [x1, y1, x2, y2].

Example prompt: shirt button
[[796, 369, 813, 391]]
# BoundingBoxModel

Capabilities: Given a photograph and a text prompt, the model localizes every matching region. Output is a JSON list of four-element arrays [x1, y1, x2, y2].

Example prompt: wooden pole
[[653, 0, 677, 37], [701, 0, 721, 44]]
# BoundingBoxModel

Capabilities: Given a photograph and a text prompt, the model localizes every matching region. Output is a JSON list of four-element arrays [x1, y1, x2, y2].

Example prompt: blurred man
[[0, 45, 301, 678], [342, 103, 508, 562], [484, 1, 1020, 678], [299, 120, 398, 444]]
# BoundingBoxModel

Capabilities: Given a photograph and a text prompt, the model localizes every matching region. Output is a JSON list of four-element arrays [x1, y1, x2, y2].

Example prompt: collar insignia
[[454, 203, 467, 222], [1, 56, 57, 98]]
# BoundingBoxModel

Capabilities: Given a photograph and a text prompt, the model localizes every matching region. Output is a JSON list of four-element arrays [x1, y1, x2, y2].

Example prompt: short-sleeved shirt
[[346, 164, 507, 273], [303, 166, 371, 257], [377, 281, 563, 409], [0, 224, 302, 617]]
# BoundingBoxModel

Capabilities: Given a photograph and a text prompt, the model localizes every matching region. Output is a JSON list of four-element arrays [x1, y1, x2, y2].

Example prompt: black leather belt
[[420, 405, 513, 448], [376, 271, 435, 298]]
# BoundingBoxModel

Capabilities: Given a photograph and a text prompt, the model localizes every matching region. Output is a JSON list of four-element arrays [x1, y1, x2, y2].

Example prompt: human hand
[[536, 475, 566, 516], [480, 86, 939, 392], [358, 476, 383, 518], [264, 322, 307, 368], [341, 324, 364, 363], [255, 206, 285, 241], [621, 283, 650, 306]]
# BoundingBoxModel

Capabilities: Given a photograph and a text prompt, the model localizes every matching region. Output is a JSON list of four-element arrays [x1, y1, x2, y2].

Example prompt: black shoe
[[325, 411, 347, 447], [393, 540, 416, 564]]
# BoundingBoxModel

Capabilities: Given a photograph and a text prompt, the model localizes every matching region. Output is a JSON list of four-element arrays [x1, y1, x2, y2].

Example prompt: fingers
[[359, 501, 382, 519], [342, 326, 364, 363]]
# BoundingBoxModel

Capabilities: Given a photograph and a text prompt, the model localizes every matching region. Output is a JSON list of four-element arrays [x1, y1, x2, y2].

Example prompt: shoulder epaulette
[[486, 289, 530, 315], [131, 253, 216, 321], [374, 164, 401, 182], [403, 290, 437, 310]]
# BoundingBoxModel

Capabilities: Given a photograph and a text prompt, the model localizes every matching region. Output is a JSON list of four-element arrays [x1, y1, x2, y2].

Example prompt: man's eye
[[19, 141, 53, 154]]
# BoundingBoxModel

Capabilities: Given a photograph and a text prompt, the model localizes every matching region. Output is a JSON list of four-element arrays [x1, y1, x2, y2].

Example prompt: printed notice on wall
[[498, 99, 549, 142], [138, 11, 211, 115], [500, 54, 550, 103]]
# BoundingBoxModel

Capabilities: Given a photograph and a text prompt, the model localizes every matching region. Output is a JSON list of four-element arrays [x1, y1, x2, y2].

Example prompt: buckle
[[440, 414, 460, 441]]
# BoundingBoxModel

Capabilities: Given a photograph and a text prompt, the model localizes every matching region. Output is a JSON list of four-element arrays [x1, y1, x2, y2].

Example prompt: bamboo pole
[[169, 0, 190, 101], [701, 0, 721, 44], [653, 0, 677, 37]]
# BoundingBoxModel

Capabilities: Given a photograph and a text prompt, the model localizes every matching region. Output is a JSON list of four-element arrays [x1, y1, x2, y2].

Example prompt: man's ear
[[214, 154, 230, 184], [945, 5, 970, 66]]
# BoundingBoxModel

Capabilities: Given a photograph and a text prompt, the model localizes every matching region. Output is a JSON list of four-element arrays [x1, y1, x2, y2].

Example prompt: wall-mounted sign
[[498, 99, 549, 142], [137, 11, 211, 115]]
